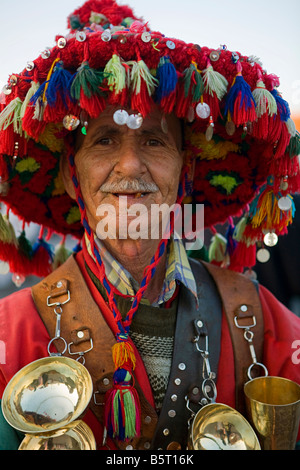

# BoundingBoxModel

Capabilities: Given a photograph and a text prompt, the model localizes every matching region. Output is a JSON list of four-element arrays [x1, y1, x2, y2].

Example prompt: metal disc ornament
[[263, 232, 278, 247], [63, 115, 80, 132], [127, 114, 143, 129], [256, 248, 270, 263], [113, 109, 129, 126], [278, 196, 292, 211]]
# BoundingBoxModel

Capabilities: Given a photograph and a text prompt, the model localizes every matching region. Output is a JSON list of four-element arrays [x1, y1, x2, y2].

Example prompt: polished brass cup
[[244, 376, 300, 450], [18, 420, 96, 450], [1, 356, 95, 450], [188, 403, 261, 450]]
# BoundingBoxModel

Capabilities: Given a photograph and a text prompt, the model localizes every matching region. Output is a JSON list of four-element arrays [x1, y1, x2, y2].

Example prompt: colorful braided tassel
[[104, 338, 141, 441]]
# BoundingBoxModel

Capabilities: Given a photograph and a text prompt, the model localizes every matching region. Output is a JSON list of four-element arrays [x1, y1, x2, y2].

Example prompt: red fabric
[[1, 257, 300, 447]]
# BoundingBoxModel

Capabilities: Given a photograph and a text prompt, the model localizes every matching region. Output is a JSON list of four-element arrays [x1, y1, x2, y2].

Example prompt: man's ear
[[60, 152, 76, 200]]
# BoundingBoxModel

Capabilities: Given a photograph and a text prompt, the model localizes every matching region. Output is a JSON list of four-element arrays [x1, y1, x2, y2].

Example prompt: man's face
[[65, 106, 184, 249]]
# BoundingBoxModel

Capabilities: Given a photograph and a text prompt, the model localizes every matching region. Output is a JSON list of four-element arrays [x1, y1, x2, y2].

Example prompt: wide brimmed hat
[[0, 0, 299, 278]]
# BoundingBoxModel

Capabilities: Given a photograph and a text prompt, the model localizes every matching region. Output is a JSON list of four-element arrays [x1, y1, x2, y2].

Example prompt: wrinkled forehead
[[75, 105, 184, 151]]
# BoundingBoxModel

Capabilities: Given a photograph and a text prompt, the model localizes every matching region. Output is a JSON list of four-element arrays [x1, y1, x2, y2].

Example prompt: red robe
[[1, 250, 300, 449]]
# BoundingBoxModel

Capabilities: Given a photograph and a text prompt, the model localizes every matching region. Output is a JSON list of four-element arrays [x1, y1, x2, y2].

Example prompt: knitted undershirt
[[86, 264, 178, 411]]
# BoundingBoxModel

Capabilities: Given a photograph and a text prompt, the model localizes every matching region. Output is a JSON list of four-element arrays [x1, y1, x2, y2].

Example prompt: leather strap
[[203, 262, 264, 415], [151, 258, 223, 449]]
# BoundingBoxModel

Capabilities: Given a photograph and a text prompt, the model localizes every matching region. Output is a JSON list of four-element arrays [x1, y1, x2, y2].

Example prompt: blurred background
[[0, 0, 299, 314]]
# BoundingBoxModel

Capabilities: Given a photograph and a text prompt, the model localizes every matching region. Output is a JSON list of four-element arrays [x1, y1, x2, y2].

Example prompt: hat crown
[[67, 0, 141, 32]]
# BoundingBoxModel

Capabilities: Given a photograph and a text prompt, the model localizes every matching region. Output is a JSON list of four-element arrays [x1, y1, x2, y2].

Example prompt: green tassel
[[203, 64, 228, 100], [104, 54, 128, 95], [0, 214, 18, 245], [252, 80, 277, 118], [286, 131, 300, 157], [0, 98, 23, 135], [17, 231, 33, 259], [70, 63, 107, 100], [208, 233, 227, 262], [53, 241, 72, 270], [130, 59, 158, 97], [183, 63, 204, 102], [233, 217, 248, 242]]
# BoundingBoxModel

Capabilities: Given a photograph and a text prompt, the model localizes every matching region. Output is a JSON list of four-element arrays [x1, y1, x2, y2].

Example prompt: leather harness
[[31, 255, 264, 450]]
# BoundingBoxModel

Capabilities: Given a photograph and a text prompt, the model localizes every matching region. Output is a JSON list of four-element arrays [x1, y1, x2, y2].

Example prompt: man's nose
[[113, 141, 147, 178]]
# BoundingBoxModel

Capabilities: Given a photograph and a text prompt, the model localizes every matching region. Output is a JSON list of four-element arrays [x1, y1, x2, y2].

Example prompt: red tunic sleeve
[[0, 288, 49, 398]]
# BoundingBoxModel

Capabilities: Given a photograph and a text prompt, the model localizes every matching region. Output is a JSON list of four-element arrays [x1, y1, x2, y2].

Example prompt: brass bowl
[[2, 356, 93, 434], [18, 420, 96, 450], [189, 403, 261, 450]]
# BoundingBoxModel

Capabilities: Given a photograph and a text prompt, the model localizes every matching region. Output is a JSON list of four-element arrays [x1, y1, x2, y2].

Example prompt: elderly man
[[0, 0, 299, 451]]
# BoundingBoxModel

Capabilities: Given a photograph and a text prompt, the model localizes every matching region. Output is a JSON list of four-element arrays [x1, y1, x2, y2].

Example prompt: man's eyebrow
[[89, 125, 122, 139]]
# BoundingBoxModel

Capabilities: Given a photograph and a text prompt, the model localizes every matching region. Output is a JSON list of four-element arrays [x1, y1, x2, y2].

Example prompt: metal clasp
[[47, 290, 70, 357], [68, 338, 94, 365], [234, 314, 268, 380]]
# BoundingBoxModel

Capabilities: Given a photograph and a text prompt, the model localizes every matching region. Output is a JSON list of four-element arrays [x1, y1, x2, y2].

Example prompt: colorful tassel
[[155, 56, 178, 112], [176, 62, 204, 118], [224, 62, 257, 127], [104, 336, 141, 441], [53, 239, 72, 270], [202, 61, 228, 120], [208, 231, 227, 264], [104, 54, 129, 107], [70, 62, 108, 117], [31, 235, 54, 277], [270, 89, 290, 122], [0, 98, 23, 135], [43, 60, 74, 120], [130, 57, 158, 116], [112, 339, 136, 370], [104, 368, 141, 441], [252, 79, 277, 139]]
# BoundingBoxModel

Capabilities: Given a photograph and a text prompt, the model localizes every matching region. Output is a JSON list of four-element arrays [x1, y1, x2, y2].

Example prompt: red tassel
[[79, 90, 107, 119], [229, 241, 257, 272]]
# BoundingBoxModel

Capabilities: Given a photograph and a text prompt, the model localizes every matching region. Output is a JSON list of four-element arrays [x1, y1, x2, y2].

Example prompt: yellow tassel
[[112, 340, 136, 370]]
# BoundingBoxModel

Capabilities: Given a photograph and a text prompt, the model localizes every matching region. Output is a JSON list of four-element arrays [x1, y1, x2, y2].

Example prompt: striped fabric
[[85, 233, 197, 306]]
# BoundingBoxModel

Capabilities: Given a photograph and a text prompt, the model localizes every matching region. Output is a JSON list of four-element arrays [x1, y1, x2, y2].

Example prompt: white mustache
[[100, 178, 159, 193]]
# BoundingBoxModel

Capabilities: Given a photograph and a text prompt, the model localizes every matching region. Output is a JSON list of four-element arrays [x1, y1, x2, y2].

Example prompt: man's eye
[[96, 137, 113, 146], [146, 139, 163, 146]]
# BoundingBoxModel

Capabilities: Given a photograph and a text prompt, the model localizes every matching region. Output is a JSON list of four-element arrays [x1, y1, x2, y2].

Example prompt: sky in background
[[0, 0, 299, 115]]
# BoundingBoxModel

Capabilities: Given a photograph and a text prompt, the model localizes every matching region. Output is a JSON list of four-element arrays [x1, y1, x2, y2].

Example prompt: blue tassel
[[44, 61, 74, 108], [32, 237, 54, 260], [155, 56, 178, 102], [224, 75, 256, 118], [270, 89, 291, 122], [225, 223, 237, 256]]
